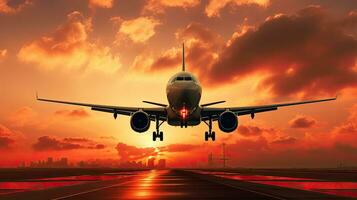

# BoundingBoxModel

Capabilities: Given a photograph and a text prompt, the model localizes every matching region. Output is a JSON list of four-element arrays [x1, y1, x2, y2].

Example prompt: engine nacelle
[[130, 111, 150, 133], [218, 111, 238, 133]]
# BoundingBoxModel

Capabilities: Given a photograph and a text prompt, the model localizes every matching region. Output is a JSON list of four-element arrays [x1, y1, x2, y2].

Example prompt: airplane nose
[[168, 84, 201, 111]]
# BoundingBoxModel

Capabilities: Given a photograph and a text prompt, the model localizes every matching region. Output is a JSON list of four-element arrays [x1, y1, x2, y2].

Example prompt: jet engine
[[130, 111, 150, 132], [218, 111, 238, 133]]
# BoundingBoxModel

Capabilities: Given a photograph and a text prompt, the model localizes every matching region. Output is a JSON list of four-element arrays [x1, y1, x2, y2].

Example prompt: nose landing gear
[[153, 115, 164, 141], [204, 116, 215, 141]]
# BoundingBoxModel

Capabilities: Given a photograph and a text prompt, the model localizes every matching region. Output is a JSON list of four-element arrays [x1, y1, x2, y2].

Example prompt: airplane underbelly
[[167, 107, 201, 126]]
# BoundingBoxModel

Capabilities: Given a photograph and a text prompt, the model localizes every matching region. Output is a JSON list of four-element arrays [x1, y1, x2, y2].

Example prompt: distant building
[[157, 159, 166, 169], [148, 158, 155, 168], [47, 157, 53, 167], [27, 157, 70, 168], [59, 157, 68, 167]]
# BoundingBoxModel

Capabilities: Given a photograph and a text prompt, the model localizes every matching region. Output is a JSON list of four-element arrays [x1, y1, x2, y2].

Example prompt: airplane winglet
[[335, 93, 340, 100], [36, 91, 39, 100]]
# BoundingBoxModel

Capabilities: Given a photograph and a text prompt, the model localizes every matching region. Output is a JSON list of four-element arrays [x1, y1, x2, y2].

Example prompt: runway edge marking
[[186, 171, 287, 200], [51, 180, 136, 200], [212, 179, 287, 200]]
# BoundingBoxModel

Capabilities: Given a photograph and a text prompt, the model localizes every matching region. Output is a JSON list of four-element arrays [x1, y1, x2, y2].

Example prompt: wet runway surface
[[0, 169, 356, 200]]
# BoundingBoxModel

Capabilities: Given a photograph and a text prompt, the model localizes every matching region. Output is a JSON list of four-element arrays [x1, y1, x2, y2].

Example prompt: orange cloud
[[0, 48, 7, 59], [88, 0, 113, 9], [116, 16, 161, 44], [205, 0, 270, 17], [143, 0, 200, 14], [289, 115, 317, 129], [54, 108, 90, 119], [0, 124, 16, 149], [0, 48, 6, 62], [8, 106, 38, 127], [18, 11, 121, 73], [334, 104, 357, 134], [0, 0, 32, 14], [139, 23, 222, 72]]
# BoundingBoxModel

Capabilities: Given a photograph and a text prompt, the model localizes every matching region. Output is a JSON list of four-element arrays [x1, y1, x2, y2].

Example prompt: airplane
[[37, 44, 337, 141]]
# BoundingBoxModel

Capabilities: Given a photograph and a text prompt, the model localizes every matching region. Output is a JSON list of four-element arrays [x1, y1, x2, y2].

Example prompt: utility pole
[[220, 143, 229, 168], [208, 152, 213, 167]]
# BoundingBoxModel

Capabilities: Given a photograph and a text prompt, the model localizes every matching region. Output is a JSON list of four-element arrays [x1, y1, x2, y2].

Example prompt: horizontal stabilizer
[[143, 101, 167, 107], [201, 101, 226, 107]]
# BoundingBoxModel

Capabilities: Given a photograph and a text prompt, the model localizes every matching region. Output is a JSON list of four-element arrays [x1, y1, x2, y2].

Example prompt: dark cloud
[[93, 144, 106, 149], [143, 7, 357, 98], [0, 137, 14, 149], [63, 137, 91, 143], [32, 136, 106, 151], [237, 125, 275, 137], [0, 0, 33, 14], [271, 136, 297, 145], [289, 115, 317, 129], [204, 6, 357, 97], [334, 142, 357, 154], [54, 108, 90, 119]]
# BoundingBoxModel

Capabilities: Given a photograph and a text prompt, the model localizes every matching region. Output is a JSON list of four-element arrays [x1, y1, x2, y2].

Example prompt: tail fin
[[182, 43, 185, 71]]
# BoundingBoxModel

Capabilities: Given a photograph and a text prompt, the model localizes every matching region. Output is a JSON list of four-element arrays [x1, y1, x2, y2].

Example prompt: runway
[[0, 169, 355, 200]]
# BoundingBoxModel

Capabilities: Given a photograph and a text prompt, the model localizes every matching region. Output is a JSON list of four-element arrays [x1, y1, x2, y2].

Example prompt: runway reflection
[[121, 170, 187, 199]]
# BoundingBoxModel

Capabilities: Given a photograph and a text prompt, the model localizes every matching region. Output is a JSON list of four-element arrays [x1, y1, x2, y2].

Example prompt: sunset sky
[[0, 0, 356, 168]]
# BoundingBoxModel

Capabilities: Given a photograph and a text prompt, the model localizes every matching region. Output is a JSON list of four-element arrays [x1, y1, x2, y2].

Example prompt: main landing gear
[[153, 115, 164, 141], [204, 117, 215, 141]]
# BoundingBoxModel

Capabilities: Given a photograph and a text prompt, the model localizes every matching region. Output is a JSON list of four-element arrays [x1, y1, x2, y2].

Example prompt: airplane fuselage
[[166, 72, 202, 126]]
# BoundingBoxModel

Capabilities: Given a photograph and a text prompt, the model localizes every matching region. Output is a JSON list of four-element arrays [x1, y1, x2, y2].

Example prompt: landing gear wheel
[[159, 131, 163, 141], [153, 115, 164, 141], [153, 131, 164, 141], [205, 131, 209, 141], [153, 131, 157, 141], [211, 131, 216, 141], [204, 116, 216, 141]]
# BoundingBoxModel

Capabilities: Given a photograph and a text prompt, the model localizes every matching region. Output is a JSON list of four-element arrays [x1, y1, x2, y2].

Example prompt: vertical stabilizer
[[182, 43, 185, 71]]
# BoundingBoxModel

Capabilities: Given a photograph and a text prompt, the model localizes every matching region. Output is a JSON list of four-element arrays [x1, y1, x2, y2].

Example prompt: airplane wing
[[201, 97, 337, 120], [37, 96, 166, 120]]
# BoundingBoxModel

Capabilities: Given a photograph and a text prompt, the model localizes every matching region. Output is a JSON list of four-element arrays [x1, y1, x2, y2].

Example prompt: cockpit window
[[176, 77, 184, 81], [172, 75, 197, 83]]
